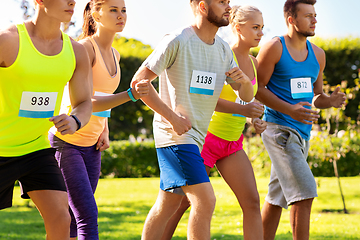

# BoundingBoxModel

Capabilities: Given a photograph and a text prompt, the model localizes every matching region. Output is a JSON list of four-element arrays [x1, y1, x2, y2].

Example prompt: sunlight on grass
[[0, 177, 358, 239]]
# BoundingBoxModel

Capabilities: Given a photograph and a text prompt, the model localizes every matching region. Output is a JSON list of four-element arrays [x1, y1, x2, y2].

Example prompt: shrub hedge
[[100, 136, 360, 178], [100, 140, 159, 178]]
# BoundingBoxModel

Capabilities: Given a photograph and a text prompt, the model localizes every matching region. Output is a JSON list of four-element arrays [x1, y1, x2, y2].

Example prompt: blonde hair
[[229, 5, 262, 30]]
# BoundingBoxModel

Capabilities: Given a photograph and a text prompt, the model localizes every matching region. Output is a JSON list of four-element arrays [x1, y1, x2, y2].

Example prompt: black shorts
[[0, 148, 67, 210]]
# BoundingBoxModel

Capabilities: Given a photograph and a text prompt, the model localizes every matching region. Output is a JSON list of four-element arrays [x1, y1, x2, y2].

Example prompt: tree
[[109, 37, 155, 140]]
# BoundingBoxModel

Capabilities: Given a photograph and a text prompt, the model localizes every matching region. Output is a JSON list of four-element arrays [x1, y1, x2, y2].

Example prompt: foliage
[[100, 140, 159, 178], [311, 37, 360, 123], [309, 129, 360, 177], [108, 37, 155, 140], [112, 36, 153, 59]]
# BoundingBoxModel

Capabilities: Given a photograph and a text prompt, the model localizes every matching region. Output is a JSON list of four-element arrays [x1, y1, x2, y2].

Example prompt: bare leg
[[141, 190, 183, 240], [28, 190, 71, 240], [215, 150, 263, 240], [290, 198, 313, 240], [262, 201, 282, 240], [160, 196, 190, 240], [182, 181, 216, 240], [161, 166, 213, 240]]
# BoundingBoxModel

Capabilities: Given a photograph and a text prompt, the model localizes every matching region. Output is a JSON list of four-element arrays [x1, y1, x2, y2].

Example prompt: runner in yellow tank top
[[0, 1, 92, 240], [48, 1, 149, 239], [161, 5, 267, 240]]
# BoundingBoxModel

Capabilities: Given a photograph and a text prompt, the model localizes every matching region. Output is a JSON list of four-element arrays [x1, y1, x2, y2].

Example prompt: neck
[[30, 10, 62, 40], [286, 28, 308, 50], [232, 39, 251, 57], [191, 16, 219, 45], [93, 29, 117, 50]]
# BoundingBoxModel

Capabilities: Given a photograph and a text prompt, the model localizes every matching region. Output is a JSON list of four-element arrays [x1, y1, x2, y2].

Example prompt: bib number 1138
[[190, 70, 216, 96]]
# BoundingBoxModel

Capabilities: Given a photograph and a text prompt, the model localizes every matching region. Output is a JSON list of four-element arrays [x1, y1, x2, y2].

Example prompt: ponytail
[[78, 1, 97, 40]]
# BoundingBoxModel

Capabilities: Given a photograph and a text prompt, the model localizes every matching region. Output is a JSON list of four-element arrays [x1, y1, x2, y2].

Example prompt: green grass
[[0, 177, 359, 239]]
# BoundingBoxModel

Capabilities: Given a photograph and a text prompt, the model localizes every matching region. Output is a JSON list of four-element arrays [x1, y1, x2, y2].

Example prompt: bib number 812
[[297, 81, 308, 89]]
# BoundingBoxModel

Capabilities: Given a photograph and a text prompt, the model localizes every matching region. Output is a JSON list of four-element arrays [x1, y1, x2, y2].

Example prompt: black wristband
[[70, 115, 81, 131]]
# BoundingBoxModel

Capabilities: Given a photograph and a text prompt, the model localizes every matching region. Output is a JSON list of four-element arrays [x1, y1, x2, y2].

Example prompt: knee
[[193, 193, 216, 212], [240, 192, 261, 213], [47, 206, 71, 228]]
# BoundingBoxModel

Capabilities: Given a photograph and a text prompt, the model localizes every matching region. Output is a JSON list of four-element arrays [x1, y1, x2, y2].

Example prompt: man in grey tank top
[[131, 1, 254, 239], [256, 1, 346, 240]]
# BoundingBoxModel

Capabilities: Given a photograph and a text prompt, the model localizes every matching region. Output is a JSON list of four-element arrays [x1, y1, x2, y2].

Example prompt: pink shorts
[[201, 132, 244, 168]]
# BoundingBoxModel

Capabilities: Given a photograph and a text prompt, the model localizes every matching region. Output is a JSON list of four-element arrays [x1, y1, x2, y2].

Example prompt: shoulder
[[310, 42, 325, 62], [78, 37, 96, 64], [112, 47, 121, 62], [0, 25, 19, 49], [0, 25, 20, 66], [70, 38, 90, 63], [249, 55, 259, 69], [257, 37, 283, 64], [162, 26, 198, 49], [260, 37, 282, 55]]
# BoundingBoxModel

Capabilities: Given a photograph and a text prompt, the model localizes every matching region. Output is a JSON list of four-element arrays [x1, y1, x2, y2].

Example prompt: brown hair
[[283, 0, 316, 20], [78, 0, 106, 40]]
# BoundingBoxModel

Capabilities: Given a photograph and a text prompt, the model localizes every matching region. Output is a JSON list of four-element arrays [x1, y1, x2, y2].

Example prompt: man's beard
[[207, 7, 229, 27], [298, 29, 315, 38]]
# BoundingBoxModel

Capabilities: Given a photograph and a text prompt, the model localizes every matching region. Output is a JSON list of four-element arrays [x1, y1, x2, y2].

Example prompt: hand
[[288, 102, 320, 124], [252, 118, 267, 134], [96, 130, 110, 151], [50, 114, 78, 135], [225, 67, 251, 85], [330, 87, 346, 108], [241, 102, 264, 118], [170, 113, 192, 136], [132, 79, 150, 100]]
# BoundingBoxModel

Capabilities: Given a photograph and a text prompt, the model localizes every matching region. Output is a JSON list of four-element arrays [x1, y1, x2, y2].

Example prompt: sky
[[1, 0, 359, 48]]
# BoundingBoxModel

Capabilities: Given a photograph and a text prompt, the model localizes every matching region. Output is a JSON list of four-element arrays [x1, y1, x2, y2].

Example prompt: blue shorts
[[156, 144, 210, 195]]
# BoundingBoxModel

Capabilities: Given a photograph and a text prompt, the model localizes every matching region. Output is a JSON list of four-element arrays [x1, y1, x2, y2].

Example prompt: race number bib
[[232, 97, 255, 118], [290, 77, 313, 99], [189, 70, 216, 96], [19, 91, 58, 118], [92, 91, 112, 118]]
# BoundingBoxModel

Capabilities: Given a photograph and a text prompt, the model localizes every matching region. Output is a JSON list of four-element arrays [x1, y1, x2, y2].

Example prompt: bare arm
[[131, 66, 192, 136], [50, 41, 93, 134], [79, 40, 149, 112], [227, 67, 254, 102], [255, 37, 319, 124], [0, 25, 19, 67], [312, 45, 346, 109], [96, 119, 110, 151], [215, 98, 264, 118]]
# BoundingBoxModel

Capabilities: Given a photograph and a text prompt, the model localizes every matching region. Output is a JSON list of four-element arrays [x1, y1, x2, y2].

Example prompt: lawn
[[0, 176, 359, 239]]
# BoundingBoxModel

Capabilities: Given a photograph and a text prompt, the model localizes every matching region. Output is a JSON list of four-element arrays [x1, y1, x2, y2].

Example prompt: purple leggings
[[49, 133, 101, 240]]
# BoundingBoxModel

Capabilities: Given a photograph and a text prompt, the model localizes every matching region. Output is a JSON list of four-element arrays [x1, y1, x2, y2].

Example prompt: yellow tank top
[[51, 37, 121, 146], [207, 54, 258, 141], [0, 23, 76, 156]]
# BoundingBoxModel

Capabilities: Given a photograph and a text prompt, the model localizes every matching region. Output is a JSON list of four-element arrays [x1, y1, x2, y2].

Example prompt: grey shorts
[[261, 123, 317, 209]]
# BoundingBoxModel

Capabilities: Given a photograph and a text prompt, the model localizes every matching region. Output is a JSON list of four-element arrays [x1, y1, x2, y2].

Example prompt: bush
[[101, 140, 159, 178], [308, 129, 360, 177]]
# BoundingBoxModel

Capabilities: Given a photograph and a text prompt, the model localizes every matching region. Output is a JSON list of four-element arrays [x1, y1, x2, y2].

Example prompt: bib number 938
[[19, 91, 58, 118]]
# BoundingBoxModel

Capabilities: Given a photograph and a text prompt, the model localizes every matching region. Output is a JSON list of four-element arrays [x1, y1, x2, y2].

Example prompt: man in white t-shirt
[[131, 1, 253, 239]]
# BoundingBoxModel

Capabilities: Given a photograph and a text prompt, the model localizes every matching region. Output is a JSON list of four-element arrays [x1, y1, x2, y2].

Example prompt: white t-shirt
[[144, 26, 237, 150]]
